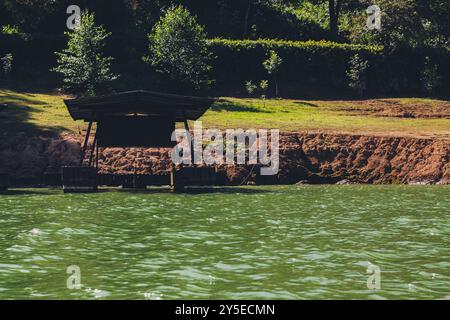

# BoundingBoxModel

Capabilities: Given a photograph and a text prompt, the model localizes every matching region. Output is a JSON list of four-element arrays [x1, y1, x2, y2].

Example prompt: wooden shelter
[[63, 90, 216, 192]]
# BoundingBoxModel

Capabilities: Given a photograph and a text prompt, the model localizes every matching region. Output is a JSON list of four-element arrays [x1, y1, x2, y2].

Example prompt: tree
[[348, 0, 449, 49], [3, 0, 68, 34], [146, 5, 212, 90], [263, 50, 283, 97], [53, 11, 118, 95]]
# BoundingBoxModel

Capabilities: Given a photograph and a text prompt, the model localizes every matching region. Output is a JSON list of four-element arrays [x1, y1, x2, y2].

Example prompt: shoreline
[[1, 131, 448, 187]]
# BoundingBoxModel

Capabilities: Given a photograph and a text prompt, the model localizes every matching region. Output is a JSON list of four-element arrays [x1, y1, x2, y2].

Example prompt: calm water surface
[[0, 185, 449, 300]]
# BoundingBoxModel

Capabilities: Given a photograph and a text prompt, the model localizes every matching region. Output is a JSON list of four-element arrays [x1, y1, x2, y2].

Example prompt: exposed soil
[[332, 99, 450, 119], [1, 131, 448, 186]]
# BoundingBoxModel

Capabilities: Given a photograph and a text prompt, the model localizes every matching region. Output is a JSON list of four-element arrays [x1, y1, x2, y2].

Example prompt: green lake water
[[0, 185, 449, 300]]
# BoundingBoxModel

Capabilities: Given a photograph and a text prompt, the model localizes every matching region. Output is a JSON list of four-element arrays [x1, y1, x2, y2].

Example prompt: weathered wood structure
[[63, 90, 216, 193]]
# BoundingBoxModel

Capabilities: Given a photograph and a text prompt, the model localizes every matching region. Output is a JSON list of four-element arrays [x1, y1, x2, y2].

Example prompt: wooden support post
[[183, 118, 195, 165], [79, 120, 93, 166], [62, 166, 98, 193], [96, 138, 99, 170], [89, 127, 98, 167]]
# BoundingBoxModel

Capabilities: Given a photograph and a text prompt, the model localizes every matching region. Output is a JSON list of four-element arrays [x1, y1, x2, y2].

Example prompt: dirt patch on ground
[[332, 99, 450, 118]]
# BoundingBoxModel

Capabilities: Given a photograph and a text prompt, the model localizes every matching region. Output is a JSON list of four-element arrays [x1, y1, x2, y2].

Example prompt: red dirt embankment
[[1, 132, 448, 186]]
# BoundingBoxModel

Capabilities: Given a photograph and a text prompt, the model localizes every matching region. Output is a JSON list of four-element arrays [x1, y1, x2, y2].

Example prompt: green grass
[[0, 89, 81, 135], [1, 89, 449, 139], [202, 97, 450, 139]]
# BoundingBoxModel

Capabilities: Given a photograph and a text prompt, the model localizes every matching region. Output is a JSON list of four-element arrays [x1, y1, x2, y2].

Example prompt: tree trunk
[[243, 0, 252, 39], [274, 73, 279, 98], [328, 0, 342, 39]]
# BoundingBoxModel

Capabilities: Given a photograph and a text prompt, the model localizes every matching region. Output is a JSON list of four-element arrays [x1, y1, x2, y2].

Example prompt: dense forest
[[0, 0, 449, 97]]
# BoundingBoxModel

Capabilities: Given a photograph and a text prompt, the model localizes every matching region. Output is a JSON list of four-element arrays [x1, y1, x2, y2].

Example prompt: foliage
[[259, 80, 269, 95], [1, 53, 13, 76], [146, 5, 212, 90], [245, 79, 270, 101], [263, 50, 283, 75], [263, 50, 283, 97], [209, 38, 382, 53], [53, 11, 118, 95], [347, 0, 450, 49], [245, 80, 258, 95], [209, 38, 449, 95], [421, 56, 442, 94], [1, 25, 20, 35], [3, 0, 63, 33], [346, 54, 369, 96]]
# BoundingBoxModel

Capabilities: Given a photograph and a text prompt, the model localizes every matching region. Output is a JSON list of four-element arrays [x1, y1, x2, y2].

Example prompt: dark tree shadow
[[0, 90, 66, 136], [293, 101, 319, 107]]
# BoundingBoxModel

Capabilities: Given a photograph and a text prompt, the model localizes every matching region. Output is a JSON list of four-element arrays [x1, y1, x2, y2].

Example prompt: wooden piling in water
[[0, 173, 9, 192], [62, 166, 98, 193]]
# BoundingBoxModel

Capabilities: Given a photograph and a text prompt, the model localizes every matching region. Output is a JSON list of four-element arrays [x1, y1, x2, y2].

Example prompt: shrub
[[208, 38, 381, 92], [207, 38, 449, 95]]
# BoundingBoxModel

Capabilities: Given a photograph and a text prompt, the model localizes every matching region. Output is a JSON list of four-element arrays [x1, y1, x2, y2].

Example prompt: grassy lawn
[[1, 88, 449, 139], [203, 98, 450, 139], [0, 89, 81, 135]]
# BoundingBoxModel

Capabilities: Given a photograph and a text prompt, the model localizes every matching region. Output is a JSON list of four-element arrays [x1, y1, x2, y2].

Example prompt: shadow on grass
[[0, 91, 66, 136], [211, 100, 273, 113], [293, 101, 319, 108]]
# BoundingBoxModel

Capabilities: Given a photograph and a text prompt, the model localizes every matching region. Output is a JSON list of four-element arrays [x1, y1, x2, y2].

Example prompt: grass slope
[[1, 89, 449, 139]]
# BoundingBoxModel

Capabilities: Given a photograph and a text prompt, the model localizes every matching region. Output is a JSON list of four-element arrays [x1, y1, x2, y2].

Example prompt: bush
[[208, 38, 381, 93], [208, 39, 450, 95]]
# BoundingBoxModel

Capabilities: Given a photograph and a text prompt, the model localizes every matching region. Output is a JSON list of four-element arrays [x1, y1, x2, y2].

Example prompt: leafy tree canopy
[[53, 10, 118, 95], [145, 5, 212, 90]]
